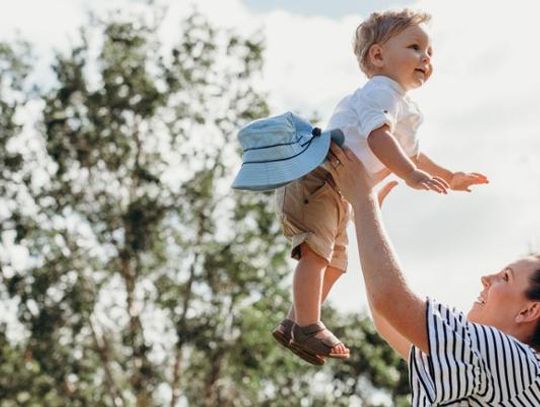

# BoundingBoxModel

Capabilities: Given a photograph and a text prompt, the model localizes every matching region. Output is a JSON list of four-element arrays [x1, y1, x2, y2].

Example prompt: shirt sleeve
[[409, 299, 540, 405], [352, 87, 401, 138]]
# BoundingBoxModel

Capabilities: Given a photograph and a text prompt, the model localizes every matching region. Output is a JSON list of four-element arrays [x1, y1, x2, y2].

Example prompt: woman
[[326, 144, 540, 406]]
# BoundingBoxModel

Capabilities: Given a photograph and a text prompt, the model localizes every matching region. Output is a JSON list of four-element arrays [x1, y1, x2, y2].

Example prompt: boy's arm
[[415, 152, 490, 192], [367, 126, 448, 193], [414, 152, 454, 184], [367, 125, 415, 178]]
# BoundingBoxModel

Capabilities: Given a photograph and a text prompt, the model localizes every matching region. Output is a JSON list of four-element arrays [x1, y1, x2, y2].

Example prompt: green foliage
[[0, 6, 409, 406]]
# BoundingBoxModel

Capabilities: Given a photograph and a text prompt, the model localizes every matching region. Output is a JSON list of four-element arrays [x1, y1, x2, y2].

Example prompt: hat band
[[243, 138, 307, 153], [242, 127, 322, 165], [243, 127, 321, 152], [242, 140, 312, 165]]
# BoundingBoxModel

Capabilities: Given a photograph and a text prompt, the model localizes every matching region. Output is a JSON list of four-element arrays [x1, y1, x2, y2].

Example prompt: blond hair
[[353, 9, 431, 77]]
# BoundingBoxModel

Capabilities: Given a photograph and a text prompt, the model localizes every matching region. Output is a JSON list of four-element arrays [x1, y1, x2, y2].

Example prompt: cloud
[[262, 12, 364, 117]]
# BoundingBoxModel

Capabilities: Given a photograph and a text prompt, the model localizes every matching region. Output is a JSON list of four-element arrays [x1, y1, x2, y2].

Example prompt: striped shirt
[[409, 299, 540, 406]]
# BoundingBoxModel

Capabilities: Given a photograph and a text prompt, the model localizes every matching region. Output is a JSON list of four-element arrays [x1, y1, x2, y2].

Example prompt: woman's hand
[[326, 143, 376, 203], [328, 143, 399, 206]]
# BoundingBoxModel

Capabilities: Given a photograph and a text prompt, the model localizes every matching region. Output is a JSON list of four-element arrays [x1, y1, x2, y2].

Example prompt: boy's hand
[[449, 172, 489, 192], [404, 169, 449, 194]]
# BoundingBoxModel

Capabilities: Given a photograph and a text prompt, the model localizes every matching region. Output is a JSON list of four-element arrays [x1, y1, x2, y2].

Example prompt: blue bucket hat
[[231, 112, 345, 191]]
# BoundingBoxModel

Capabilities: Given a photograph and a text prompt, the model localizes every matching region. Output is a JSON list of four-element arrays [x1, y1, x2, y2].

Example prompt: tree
[[0, 6, 408, 406]]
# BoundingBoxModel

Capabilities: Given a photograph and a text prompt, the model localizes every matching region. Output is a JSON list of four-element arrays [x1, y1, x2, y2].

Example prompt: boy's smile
[[370, 23, 433, 91]]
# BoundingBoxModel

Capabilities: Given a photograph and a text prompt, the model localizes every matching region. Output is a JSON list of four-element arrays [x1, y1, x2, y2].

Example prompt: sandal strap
[[280, 318, 294, 329], [276, 318, 294, 335], [298, 321, 326, 336], [292, 322, 342, 349], [316, 329, 340, 348]]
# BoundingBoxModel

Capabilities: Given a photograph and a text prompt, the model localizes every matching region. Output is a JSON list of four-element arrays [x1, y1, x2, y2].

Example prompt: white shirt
[[327, 75, 423, 177], [409, 299, 540, 406]]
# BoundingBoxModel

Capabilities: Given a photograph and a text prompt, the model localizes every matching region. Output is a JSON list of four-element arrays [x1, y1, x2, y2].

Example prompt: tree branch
[[89, 315, 125, 407]]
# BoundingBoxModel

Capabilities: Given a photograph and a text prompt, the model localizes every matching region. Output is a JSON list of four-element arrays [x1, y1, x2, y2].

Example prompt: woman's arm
[[327, 144, 429, 354], [368, 297, 412, 359], [353, 192, 429, 353], [368, 181, 412, 360]]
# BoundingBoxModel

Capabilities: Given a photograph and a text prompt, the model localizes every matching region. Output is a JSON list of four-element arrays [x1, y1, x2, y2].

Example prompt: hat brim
[[231, 129, 344, 191]]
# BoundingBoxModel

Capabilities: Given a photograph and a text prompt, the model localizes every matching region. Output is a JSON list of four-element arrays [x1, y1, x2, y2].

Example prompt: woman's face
[[467, 256, 540, 332]]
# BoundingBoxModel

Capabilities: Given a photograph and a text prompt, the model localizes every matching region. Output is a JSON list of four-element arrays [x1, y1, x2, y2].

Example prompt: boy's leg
[[286, 265, 343, 320], [291, 244, 349, 356], [274, 173, 350, 357], [292, 243, 326, 326], [319, 266, 348, 354]]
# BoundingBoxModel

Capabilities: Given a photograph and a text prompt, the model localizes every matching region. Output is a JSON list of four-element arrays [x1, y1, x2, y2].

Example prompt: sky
[[1, 0, 540, 318]]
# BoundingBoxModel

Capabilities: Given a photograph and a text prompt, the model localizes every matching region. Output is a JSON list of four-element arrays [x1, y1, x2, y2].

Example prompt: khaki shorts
[[275, 167, 351, 272]]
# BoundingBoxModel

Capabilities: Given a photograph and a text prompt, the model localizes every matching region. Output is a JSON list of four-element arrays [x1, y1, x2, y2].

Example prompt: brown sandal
[[289, 321, 350, 361], [272, 319, 294, 348], [271, 319, 325, 365]]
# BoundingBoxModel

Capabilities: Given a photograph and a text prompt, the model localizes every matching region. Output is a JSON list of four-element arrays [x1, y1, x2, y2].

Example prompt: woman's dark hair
[[524, 255, 540, 349]]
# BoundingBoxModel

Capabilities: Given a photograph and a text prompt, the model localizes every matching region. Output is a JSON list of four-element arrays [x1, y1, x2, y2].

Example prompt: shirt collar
[[370, 75, 407, 96]]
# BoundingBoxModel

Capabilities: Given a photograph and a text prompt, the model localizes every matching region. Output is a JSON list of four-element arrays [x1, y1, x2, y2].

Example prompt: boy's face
[[372, 23, 433, 91]]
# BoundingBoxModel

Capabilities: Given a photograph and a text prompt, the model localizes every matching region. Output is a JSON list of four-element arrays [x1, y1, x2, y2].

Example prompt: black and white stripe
[[409, 300, 540, 406]]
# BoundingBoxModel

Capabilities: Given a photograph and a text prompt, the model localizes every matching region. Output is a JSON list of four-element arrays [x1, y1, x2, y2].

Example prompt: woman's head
[[467, 254, 540, 349]]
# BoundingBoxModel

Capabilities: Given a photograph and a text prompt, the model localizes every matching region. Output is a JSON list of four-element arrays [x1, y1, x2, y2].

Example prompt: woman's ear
[[516, 302, 540, 324], [368, 44, 384, 68]]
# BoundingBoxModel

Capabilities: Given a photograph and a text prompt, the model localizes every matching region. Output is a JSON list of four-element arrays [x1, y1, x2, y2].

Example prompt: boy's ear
[[368, 44, 384, 68], [515, 302, 540, 324]]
